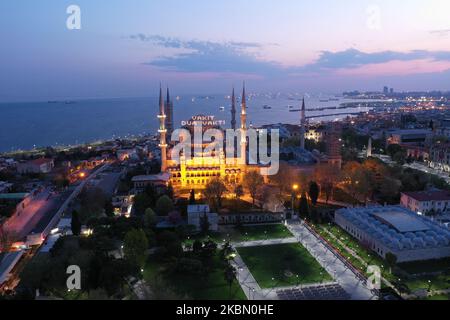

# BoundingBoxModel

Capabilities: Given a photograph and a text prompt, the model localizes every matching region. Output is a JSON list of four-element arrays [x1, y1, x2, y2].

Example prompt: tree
[[386, 144, 404, 158], [385, 252, 398, 273], [166, 182, 174, 199], [308, 181, 320, 206], [78, 187, 107, 222], [234, 185, 244, 200], [143, 208, 158, 228], [342, 162, 373, 203], [224, 263, 237, 299], [192, 240, 203, 255], [220, 241, 234, 261], [155, 195, 174, 216], [314, 164, 340, 203], [189, 189, 196, 205], [104, 198, 114, 217], [298, 193, 309, 219], [133, 185, 158, 216], [203, 177, 227, 211], [199, 212, 210, 235], [243, 170, 264, 207], [123, 229, 149, 269], [71, 210, 82, 236]]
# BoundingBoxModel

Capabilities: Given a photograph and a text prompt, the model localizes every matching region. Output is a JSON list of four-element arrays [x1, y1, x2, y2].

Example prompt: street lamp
[[291, 184, 299, 218]]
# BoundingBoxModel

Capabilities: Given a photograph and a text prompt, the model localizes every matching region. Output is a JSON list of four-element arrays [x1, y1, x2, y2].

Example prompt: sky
[[1, 0, 450, 101]]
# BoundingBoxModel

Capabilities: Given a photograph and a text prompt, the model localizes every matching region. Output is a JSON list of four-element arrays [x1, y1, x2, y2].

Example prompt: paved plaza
[[230, 221, 378, 300]]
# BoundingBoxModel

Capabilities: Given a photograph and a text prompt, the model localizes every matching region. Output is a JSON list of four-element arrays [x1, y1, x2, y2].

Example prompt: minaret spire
[[300, 97, 306, 150], [231, 87, 236, 130], [158, 84, 168, 172], [240, 82, 247, 165], [165, 87, 174, 139]]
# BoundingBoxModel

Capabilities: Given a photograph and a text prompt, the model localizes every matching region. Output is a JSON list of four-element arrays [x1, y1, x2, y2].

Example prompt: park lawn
[[237, 243, 332, 289], [398, 258, 450, 275], [404, 273, 450, 292], [144, 256, 246, 300], [225, 224, 294, 242], [424, 294, 450, 300]]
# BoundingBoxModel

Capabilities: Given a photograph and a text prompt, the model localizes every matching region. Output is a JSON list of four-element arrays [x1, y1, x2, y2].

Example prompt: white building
[[401, 190, 450, 215], [187, 204, 219, 232], [335, 206, 450, 263], [17, 158, 54, 174]]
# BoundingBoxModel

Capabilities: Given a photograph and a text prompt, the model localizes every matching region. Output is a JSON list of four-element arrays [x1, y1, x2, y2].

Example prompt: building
[[386, 129, 432, 146], [0, 182, 13, 193], [132, 172, 171, 192], [401, 190, 450, 215], [335, 206, 450, 263], [0, 192, 32, 218], [165, 87, 174, 139], [116, 149, 138, 161], [305, 126, 326, 143], [429, 143, 450, 172], [0, 251, 24, 288], [405, 146, 429, 161], [159, 85, 250, 190], [187, 204, 218, 231], [17, 158, 54, 174], [325, 122, 342, 168]]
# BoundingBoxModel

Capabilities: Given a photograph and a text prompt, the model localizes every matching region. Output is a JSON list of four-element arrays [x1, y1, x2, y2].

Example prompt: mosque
[[157, 84, 309, 191]]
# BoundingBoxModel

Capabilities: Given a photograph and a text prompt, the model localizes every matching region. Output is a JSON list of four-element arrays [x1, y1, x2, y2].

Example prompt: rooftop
[[335, 206, 450, 251], [131, 172, 171, 182], [402, 190, 450, 202], [0, 193, 29, 200], [372, 211, 430, 233]]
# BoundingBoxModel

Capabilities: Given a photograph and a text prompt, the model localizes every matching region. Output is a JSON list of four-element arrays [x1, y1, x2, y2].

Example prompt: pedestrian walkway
[[233, 237, 297, 248], [286, 221, 377, 300]]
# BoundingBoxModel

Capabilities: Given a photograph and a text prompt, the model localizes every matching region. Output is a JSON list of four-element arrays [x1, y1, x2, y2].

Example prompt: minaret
[[165, 87, 174, 139], [158, 85, 168, 172], [300, 97, 306, 150], [231, 87, 236, 130], [240, 83, 247, 165], [367, 137, 372, 158]]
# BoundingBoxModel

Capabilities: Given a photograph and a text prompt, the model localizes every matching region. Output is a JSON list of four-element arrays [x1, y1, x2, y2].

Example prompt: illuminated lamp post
[[291, 184, 299, 219]]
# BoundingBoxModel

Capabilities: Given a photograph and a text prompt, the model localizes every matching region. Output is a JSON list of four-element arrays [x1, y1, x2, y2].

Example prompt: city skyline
[[1, 0, 450, 102]]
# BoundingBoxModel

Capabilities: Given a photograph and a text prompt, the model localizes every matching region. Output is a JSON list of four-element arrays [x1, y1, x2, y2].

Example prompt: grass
[[423, 294, 450, 300], [399, 258, 450, 275], [237, 243, 332, 288], [184, 224, 293, 246], [143, 256, 246, 300]]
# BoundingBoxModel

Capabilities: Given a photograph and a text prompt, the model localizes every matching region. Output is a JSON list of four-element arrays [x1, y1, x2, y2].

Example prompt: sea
[[0, 94, 374, 153]]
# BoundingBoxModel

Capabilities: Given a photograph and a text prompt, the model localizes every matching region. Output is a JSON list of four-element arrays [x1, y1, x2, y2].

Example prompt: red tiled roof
[[402, 190, 450, 202]]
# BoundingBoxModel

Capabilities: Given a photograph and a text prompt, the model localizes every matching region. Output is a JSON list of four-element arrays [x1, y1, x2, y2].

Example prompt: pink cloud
[[335, 59, 450, 77]]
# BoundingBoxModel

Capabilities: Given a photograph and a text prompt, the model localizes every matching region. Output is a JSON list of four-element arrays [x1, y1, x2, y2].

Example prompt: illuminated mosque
[[157, 84, 309, 190]]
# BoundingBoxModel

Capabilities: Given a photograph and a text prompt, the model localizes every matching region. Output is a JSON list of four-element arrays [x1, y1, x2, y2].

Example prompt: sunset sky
[[1, 0, 450, 101]]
